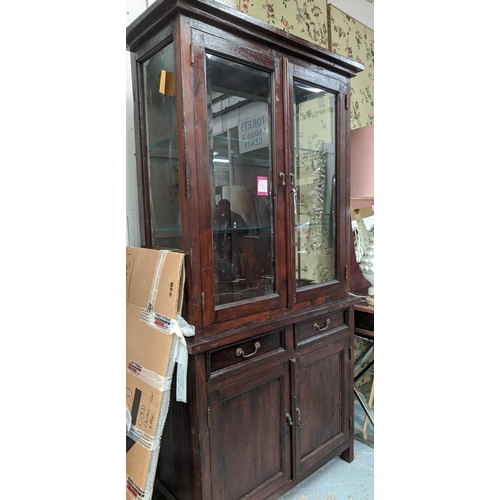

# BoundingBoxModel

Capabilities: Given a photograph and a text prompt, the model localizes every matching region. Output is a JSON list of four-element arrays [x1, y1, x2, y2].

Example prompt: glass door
[[207, 54, 274, 307], [293, 80, 337, 287], [289, 64, 348, 302], [192, 29, 286, 326]]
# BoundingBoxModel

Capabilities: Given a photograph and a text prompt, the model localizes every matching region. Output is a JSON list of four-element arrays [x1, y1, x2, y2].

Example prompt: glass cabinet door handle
[[279, 172, 286, 186], [290, 172, 297, 214], [296, 408, 304, 429]]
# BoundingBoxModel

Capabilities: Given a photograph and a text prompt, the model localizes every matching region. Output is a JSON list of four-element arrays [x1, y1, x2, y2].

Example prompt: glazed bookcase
[[126, 1, 363, 498]]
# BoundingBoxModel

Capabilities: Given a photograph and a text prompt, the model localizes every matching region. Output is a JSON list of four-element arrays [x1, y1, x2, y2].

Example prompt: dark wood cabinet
[[127, 1, 363, 499]]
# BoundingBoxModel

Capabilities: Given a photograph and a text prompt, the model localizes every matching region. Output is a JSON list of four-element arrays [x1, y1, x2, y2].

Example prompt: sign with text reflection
[[238, 113, 269, 154]]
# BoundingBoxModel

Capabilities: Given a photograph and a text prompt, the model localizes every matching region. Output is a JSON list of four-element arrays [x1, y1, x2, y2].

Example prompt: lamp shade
[[350, 125, 374, 211]]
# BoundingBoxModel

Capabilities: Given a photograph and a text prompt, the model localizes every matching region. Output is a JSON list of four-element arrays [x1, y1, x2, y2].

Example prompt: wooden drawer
[[295, 310, 347, 345], [208, 329, 284, 377]]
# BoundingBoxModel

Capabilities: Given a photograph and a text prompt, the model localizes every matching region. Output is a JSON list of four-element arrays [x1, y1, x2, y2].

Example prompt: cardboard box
[[126, 247, 185, 500], [126, 246, 185, 317], [126, 444, 160, 500]]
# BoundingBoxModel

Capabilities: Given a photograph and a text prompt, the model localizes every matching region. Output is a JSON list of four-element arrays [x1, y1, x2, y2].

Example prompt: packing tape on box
[[126, 406, 132, 432], [139, 310, 188, 402], [125, 364, 176, 451], [147, 249, 169, 309], [172, 329, 188, 402], [126, 424, 162, 451], [127, 360, 169, 391]]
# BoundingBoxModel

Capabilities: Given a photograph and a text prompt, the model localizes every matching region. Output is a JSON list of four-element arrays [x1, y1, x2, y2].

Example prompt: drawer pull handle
[[236, 341, 261, 358], [313, 319, 331, 331]]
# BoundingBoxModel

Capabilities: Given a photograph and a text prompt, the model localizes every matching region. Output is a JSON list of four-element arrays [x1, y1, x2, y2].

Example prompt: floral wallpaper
[[238, 1, 374, 129], [327, 4, 374, 129], [239, 0, 330, 49]]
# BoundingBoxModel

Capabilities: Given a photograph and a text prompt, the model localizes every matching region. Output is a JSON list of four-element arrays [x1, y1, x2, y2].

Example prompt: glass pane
[[206, 54, 274, 307], [143, 43, 182, 250], [293, 81, 337, 287]]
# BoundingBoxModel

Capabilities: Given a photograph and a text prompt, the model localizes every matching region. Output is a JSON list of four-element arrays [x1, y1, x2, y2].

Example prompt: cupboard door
[[208, 361, 291, 500], [293, 329, 351, 477]]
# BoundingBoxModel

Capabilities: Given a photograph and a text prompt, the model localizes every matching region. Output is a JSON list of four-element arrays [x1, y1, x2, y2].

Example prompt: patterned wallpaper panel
[[239, 0, 330, 49], [237, 1, 374, 129], [327, 4, 374, 129]]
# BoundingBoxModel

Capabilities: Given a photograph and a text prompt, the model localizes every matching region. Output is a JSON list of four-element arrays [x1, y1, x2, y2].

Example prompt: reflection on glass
[[293, 81, 337, 287], [143, 43, 182, 250], [206, 54, 274, 306]]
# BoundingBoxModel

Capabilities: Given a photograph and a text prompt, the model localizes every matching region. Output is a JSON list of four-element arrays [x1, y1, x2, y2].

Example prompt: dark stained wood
[[208, 329, 284, 376], [126, 1, 363, 498], [129, 50, 150, 248], [209, 361, 292, 499], [295, 310, 346, 346], [295, 329, 351, 477], [155, 367, 195, 500], [176, 15, 204, 329], [127, 0, 363, 77]]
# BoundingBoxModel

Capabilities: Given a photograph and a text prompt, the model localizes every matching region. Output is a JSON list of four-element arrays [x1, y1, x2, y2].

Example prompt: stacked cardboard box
[[126, 247, 186, 500]]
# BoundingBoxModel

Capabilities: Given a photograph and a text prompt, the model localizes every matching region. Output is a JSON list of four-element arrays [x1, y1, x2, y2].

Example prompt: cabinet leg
[[340, 444, 354, 463]]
